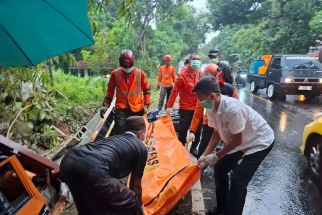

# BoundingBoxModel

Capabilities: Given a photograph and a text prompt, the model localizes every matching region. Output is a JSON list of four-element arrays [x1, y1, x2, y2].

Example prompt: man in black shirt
[[60, 116, 148, 215]]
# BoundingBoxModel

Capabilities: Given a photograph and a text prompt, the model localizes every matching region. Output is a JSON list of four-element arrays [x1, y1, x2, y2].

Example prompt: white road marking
[[191, 173, 206, 214], [250, 93, 272, 104], [187, 142, 206, 215]]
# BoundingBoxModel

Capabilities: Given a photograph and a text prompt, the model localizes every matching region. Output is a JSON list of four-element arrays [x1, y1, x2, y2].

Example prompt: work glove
[[144, 105, 149, 114], [197, 155, 207, 169], [100, 107, 108, 118], [165, 108, 172, 115], [141, 205, 145, 214], [186, 131, 195, 143], [197, 153, 219, 169]]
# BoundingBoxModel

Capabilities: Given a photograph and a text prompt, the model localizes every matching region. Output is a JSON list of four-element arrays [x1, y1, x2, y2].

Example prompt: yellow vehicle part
[[301, 117, 322, 154]]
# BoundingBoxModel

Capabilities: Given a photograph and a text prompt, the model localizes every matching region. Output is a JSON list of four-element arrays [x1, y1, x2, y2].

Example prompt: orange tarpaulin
[[142, 115, 201, 215]]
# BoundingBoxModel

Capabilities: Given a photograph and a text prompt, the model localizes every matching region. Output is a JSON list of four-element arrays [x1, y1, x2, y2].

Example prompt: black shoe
[[205, 207, 224, 215], [189, 148, 198, 158]]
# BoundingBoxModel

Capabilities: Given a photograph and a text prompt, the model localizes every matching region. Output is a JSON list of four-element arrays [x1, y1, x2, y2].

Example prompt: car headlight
[[319, 78, 322, 84], [284, 77, 292, 83], [240, 74, 247, 78]]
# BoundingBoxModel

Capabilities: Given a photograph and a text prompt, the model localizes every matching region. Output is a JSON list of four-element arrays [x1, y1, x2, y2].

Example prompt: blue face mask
[[200, 100, 215, 110], [191, 60, 201, 69]]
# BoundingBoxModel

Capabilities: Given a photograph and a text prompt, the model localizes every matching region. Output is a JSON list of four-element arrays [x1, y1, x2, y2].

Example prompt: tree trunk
[[48, 62, 54, 86]]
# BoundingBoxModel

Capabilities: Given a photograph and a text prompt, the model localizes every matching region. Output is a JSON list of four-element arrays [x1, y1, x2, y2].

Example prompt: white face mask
[[210, 58, 219, 64], [123, 66, 134, 73]]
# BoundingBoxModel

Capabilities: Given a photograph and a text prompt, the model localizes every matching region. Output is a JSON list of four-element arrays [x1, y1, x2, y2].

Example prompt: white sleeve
[[227, 110, 246, 134]]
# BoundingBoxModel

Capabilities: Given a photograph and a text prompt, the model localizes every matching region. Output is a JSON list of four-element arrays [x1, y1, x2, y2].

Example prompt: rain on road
[[173, 87, 322, 215]]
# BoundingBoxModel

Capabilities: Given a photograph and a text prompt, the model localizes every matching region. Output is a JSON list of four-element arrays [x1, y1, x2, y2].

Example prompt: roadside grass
[[49, 71, 160, 134]]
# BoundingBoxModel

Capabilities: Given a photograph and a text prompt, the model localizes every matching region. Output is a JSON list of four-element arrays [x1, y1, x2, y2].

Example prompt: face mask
[[123, 66, 134, 73], [200, 100, 215, 110], [191, 60, 201, 69], [210, 58, 219, 64]]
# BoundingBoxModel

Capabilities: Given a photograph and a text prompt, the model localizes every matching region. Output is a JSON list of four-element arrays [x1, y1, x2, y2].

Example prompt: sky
[[189, 0, 207, 11], [188, 0, 217, 44]]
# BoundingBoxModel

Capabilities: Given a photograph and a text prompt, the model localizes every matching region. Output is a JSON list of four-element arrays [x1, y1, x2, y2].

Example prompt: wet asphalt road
[[173, 86, 322, 215]]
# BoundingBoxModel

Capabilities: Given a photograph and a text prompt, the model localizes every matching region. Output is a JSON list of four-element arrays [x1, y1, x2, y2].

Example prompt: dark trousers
[[60, 156, 142, 215], [114, 108, 144, 135], [214, 143, 274, 215], [197, 124, 214, 159], [158, 86, 173, 111], [178, 109, 201, 147]]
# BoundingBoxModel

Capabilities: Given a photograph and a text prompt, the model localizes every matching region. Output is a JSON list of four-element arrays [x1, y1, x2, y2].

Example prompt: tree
[[205, 0, 322, 66], [310, 10, 322, 34], [266, 0, 320, 53], [84, 1, 206, 76], [207, 0, 268, 30], [156, 4, 206, 56]]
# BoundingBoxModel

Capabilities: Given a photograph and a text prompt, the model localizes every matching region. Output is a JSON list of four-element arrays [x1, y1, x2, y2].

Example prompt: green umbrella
[[0, 0, 94, 66]]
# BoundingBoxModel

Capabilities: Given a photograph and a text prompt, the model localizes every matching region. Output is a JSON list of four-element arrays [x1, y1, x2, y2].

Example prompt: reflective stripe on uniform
[[161, 66, 173, 77], [115, 68, 142, 96]]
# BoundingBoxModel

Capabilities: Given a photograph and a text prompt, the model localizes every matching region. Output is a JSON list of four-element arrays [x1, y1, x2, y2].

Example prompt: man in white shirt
[[193, 77, 274, 215]]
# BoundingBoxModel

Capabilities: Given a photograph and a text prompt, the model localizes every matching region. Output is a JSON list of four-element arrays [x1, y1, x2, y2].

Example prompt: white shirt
[[207, 95, 274, 156]]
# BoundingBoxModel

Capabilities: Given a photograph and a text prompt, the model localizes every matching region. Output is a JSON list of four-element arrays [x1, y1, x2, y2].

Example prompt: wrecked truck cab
[[0, 135, 65, 215]]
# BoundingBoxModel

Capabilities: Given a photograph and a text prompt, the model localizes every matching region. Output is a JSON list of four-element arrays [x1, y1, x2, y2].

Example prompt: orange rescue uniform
[[167, 66, 200, 110], [104, 67, 151, 112], [157, 65, 176, 87]]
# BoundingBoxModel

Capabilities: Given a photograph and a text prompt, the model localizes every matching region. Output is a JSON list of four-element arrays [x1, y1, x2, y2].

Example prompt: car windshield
[[284, 56, 322, 70]]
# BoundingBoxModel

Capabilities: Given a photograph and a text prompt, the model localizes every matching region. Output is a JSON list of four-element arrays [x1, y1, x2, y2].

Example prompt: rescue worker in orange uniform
[[187, 64, 239, 158], [101, 50, 151, 134], [166, 54, 201, 150], [157, 55, 176, 111]]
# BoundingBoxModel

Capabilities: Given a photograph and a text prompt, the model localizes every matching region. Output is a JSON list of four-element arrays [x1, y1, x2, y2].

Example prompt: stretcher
[[0, 98, 200, 214], [141, 114, 201, 214]]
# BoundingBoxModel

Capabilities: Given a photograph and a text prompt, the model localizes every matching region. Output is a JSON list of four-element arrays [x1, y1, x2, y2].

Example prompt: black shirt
[[65, 133, 148, 179]]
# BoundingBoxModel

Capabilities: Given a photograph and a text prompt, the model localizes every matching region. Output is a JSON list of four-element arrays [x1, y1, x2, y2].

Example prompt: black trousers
[[60, 156, 142, 215], [197, 124, 214, 159], [114, 108, 144, 135], [178, 109, 201, 147], [214, 143, 274, 215]]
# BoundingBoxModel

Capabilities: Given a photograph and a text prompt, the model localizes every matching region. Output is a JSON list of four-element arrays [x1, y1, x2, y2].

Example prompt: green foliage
[[84, 1, 206, 77], [156, 4, 205, 56], [0, 67, 58, 148], [82, 11, 136, 75], [1, 0, 207, 152], [48, 70, 106, 132], [0, 67, 107, 149], [207, 0, 268, 30], [310, 10, 322, 34], [205, 0, 322, 67], [49, 70, 105, 105]]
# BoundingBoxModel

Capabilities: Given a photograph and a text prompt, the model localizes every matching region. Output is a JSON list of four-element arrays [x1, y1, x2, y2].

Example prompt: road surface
[[173, 87, 322, 215]]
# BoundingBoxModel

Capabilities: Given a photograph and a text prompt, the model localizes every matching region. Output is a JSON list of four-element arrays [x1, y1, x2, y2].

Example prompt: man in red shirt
[[166, 54, 201, 149], [101, 50, 151, 134]]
